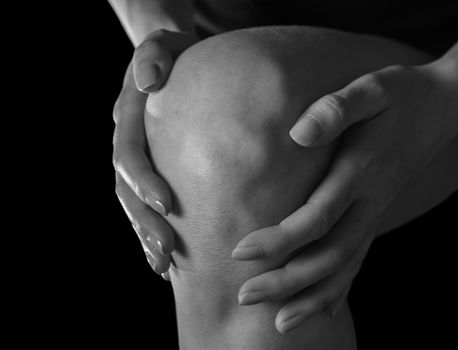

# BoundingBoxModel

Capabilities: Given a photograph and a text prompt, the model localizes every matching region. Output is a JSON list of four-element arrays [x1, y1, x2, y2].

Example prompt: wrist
[[419, 57, 458, 138], [110, 0, 195, 46], [135, 16, 195, 44]]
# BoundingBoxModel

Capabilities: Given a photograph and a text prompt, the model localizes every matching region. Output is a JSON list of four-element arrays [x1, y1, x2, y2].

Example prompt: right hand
[[113, 29, 199, 279]]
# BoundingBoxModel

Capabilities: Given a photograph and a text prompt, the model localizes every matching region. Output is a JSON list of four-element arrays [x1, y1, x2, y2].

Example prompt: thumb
[[133, 30, 199, 93], [133, 36, 173, 93], [289, 72, 391, 147]]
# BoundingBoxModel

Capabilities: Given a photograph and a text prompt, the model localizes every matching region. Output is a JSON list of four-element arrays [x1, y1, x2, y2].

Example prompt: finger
[[290, 70, 392, 147], [161, 270, 171, 282], [275, 229, 374, 334], [133, 38, 173, 92], [232, 153, 359, 261], [114, 140, 172, 215], [126, 202, 171, 275], [238, 201, 369, 305], [140, 239, 171, 274], [127, 204, 171, 274], [113, 71, 172, 214], [133, 29, 197, 93], [113, 62, 145, 126], [115, 173, 175, 255]]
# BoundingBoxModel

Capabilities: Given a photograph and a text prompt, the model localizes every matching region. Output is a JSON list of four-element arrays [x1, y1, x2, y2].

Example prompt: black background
[[40, 2, 456, 348]]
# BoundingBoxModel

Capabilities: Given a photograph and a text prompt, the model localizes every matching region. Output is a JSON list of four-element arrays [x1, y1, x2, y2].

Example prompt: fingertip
[[277, 314, 305, 334], [161, 271, 171, 282], [146, 235, 171, 256], [289, 114, 324, 147], [238, 291, 267, 306], [231, 244, 264, 260], [145, 196, 169, 216], [136, 63, 161, 93], [154, 254, 171, 274]]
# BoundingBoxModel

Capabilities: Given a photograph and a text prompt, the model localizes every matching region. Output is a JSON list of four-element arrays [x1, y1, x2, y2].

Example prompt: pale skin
[[110, 0, 458, 340], [141, 26, 458, 349]]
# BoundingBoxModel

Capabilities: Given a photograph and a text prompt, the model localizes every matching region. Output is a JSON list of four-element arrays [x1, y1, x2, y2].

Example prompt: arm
[[376, 40, 458, 235], [108, 0, 194, 46]]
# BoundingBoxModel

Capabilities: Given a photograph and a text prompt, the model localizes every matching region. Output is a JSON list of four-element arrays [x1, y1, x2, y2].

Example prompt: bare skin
[[109, 0, 458, 343], [144, 26, 433, 349]]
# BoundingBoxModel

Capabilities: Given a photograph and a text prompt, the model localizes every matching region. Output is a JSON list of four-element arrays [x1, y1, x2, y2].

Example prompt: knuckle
[[363, 72, 391, 103], [273, 268, 295, 297], [342, 149, 376, 179], [365, 65, 408, 101], [279, 265, 293, 284], [328, 247, 349, 271], [310, 204, 333, 239], [318, 93, 349, 123], [318, 296, 334, 313]]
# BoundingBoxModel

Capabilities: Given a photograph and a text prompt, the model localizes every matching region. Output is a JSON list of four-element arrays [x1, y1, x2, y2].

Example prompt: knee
[[144, 30, 336, 274], [146, 30, 292, 181]]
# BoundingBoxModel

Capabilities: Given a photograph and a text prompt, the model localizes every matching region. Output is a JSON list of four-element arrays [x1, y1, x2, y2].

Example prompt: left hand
[[231, 62, 458, 333]]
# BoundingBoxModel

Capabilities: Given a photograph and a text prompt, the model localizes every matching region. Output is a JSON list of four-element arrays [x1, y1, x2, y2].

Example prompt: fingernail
[[139, 64, 161, 92], [161, 271, 170, 281], [145, 197, 168, 216], [157, 239, 165, 254], [280, 314, 305, 334], [238, 290, 268, 305], [146, 235, 167, 255], [289, 114, 323, 146], [145, 250, 157, 271], [231, 245, 264, 260]]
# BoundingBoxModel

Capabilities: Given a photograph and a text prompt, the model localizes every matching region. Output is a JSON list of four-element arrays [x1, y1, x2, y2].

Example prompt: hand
[[231, 62, 458, 332], [113, 29, 199, 278]]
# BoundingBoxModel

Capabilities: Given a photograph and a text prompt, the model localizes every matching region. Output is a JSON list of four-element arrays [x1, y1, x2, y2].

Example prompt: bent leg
[[145, 26, 431, 350]]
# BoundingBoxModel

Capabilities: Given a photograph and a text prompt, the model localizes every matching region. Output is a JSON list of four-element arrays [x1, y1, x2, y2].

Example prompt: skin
[[233, 42, 458, 329], [143, 26, 437, 349], [110, 0, 458, 335], [110, 0, 196, 276]]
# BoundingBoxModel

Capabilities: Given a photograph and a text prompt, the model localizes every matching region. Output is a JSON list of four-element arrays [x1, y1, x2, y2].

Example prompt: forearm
[[376, 41, 458, 237], [108, 0, 194, 46]]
